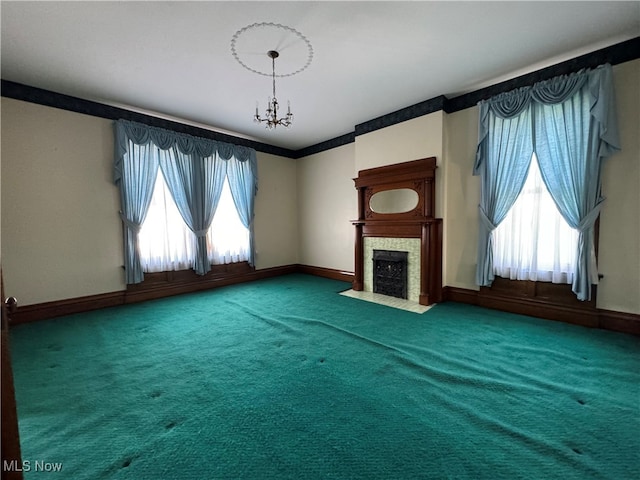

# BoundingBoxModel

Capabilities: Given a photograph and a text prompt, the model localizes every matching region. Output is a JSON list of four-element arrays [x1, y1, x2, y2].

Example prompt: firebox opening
[[373, 250, 409, 300]]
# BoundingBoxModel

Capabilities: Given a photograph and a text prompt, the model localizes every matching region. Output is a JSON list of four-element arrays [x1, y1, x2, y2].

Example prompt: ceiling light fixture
[[254, 50, 292, 129], [231, 22, 312, 130]]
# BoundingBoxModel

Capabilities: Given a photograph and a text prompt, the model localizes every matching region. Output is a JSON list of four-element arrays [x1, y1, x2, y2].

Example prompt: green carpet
[[9, 274, 640, 479]]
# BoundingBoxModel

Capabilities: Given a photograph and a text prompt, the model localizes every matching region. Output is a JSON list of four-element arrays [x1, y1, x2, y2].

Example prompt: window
[[473, 65, 619, 301], [138, 171, 249, 273], [492, 155, 579, 284], [115, 119, 258, 285]]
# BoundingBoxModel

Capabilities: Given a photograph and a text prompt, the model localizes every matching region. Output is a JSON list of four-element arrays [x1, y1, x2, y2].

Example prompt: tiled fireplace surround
[[364, 237, 421, 302]]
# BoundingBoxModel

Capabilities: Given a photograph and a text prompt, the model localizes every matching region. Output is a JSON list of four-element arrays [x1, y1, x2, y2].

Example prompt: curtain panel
[[474, 64, 620, 301], [114, 119, 258, 284]]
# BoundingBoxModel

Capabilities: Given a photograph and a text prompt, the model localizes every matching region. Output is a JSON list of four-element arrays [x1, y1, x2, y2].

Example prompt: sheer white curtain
[[492, 155, 579, 284], [138, 172, 195, 272], [207, 179, 250, 265], [138, 172, 249, 273]]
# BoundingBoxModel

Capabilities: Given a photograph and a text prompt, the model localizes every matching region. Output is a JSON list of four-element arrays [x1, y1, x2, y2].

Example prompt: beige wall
[[597, 60, 640, 313], [254, 152, 299, 269], [1, 98, 124, 305], [296, 143, 355, 272], [0, 99, 298, 305], [442, 106, 481, 291], [354, 112, 444, 172]]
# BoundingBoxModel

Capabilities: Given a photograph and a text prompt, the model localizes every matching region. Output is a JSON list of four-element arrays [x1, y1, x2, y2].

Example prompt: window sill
[[125, 262, 254, 302], [477, 276, 598, 328], [481, 276, 597, 309]]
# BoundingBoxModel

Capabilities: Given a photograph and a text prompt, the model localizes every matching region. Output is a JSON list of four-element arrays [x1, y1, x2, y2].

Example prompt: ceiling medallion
[[231, 22, 313, 77], [231, 22, 313, 129]]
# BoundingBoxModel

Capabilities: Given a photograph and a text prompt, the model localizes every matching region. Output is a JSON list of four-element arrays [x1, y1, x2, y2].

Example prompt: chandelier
[[254, 50, 293, 129]]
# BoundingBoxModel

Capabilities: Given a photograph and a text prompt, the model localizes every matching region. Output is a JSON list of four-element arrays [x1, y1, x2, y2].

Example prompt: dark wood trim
[[598, 309, 640, 336], [2, 269, 24, 480], [8, 291, 126, 325], [9, 265, 358, 324], [125, 262, 254, 302], [8, 265, 638, 336], [443, 286, 479, 305], [297, 265, 354, 283], [352, 158, 443, 305], [7, 264, 354, 325], [124, 264, 296, 304], [473, 278, 601, 329], [355, 96, 447, 136], [423, 219, 443, 304], [480, 277, 598, 308], [353, 227, 365, 291], [9, 265, 297, 324], [293, 132, 356, 159], [477, 288, 600, 329], [442, 286, 640, 336]]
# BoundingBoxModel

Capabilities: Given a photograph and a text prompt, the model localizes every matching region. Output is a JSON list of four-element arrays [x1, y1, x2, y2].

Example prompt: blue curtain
[[224, 147, 259, 266], [473, 88, 535, 287], [474, 64, 620, 300], [113, 129, 159, 284], [114, 119, 258, 283], [159, 148, 226, 275], [532, 65, 620, 300]]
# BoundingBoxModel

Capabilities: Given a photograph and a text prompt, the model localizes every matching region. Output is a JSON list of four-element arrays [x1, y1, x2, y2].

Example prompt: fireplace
[[373, 250, 408, 299], [352, 157, 443, 306]]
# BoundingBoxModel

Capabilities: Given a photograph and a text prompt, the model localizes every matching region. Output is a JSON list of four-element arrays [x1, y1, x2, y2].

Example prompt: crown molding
[[292, 132, 356, 159], [355, 95, 448, 136]]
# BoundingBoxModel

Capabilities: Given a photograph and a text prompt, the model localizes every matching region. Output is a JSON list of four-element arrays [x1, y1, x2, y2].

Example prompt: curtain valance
[[474, 64, 618, 175], [114, 119, 256, 184]]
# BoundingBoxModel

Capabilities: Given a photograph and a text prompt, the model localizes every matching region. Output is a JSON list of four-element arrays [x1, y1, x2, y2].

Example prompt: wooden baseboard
[[124, 264, 298, 304], [2, 270, 24, 480], [598, 309, 640, 336], [443, 286, 480, 305], [9, 265, 353, 325], [296, 265, 354, 283], [442, 286, 640, 336], [10, 268, 637, 336], [478, 291, 600, 329], [9, 291, 126, 325], [9, 265, 298, 324]]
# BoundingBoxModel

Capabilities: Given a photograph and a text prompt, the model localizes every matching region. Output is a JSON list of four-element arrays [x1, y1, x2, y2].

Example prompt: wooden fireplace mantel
[[352, 157, 443, 305]]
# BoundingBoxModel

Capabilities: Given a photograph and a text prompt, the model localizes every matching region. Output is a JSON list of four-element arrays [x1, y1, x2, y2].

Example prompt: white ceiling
[[2, 1, 639, 151]]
